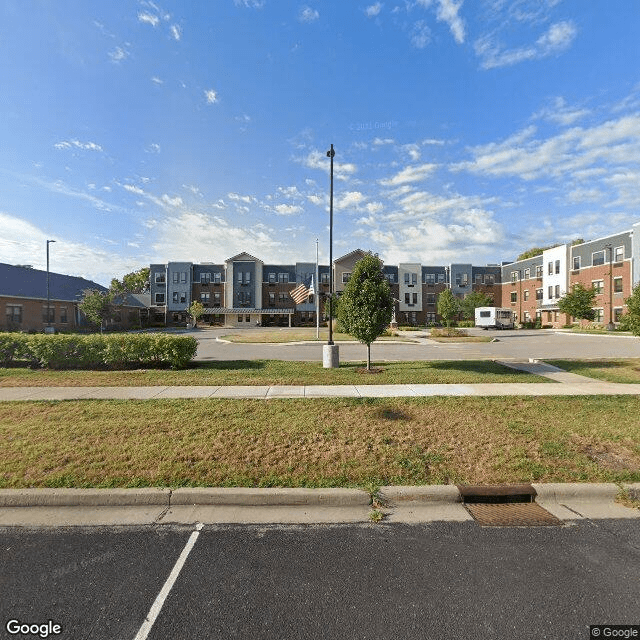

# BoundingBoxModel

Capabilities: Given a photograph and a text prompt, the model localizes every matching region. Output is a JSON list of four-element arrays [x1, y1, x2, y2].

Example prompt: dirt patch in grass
[[1, 396, 638, 489]]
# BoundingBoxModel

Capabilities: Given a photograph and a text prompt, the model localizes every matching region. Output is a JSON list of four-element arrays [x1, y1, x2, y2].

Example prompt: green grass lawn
[[218, 328, 415, 343], [548, 359, 640, 384], [0, 359, 551, 387], [1, 396, 638, 489]]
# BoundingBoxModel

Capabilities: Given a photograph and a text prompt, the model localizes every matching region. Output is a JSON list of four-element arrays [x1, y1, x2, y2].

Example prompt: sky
[[1, 0, 640, 286]]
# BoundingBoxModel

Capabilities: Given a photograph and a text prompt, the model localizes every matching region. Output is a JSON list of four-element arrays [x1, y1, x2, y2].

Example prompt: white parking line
[[133, 522, 204, 640]]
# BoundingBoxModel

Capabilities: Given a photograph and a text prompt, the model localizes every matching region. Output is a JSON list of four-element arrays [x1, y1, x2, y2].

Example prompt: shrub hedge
[[0, 333, 198, 369]]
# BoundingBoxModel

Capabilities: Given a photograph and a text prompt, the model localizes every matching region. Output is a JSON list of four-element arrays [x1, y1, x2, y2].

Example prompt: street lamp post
[[46, 240, 56, 333], [323, 144, 339, 368], [606, 245, 615, 331]]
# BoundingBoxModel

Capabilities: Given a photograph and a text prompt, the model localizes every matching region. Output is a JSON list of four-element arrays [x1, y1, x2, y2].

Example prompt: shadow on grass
[[191, 360, 267, 371]]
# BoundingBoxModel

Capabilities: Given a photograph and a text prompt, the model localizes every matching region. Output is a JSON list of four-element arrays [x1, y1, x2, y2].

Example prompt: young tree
[[619, 283, 640, 335], [437, 288, 460, 328], [79, 289, 115, 332], [337, 253, 393, 370], [460, 291, 494, 321], [188, 301, 205, 328], [557, 283, 596, 322]]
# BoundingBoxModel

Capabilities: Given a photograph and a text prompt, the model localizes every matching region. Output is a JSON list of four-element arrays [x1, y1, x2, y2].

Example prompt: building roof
[[0, 263, 107, 302]]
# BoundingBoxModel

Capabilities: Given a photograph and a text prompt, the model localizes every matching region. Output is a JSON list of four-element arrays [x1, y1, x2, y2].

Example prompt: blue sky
[[1, 0, 640, 285]]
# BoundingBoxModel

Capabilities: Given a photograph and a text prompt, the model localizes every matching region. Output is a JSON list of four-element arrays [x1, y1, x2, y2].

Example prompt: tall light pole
[[46, 240, 56, 332], [323, 144, 339, 368], [606, 244, 615, 330], [327, 143, 335, 346], [315, 238, 320, 340]]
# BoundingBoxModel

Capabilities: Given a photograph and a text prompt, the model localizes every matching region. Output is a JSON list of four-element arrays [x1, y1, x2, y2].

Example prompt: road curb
[[0, 484, 635, 509]]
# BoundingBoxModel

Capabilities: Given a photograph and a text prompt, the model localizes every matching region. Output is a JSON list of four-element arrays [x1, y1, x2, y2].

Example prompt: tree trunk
[[367, 343, 371, 370]]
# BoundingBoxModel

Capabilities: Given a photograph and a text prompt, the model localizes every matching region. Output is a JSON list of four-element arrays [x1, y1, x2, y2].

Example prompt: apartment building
[[150, 221, 640, 329]]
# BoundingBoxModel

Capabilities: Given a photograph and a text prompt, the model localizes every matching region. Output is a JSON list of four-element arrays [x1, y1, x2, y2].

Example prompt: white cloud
[[228, 192, 255, 204], [380, 163, 437, 186], [151, 76, 164, 84], [534, 97, 589, 126], [234, 0, 265, 7], [204, 89, 219, 104], [335, 191, 366, 211], [411, 20, 431, 49], [138, 12, 160, 27], [170, 24, 181, 40], [435, 0, 465, 44], [476, 20, 577, 69], [301, 149, 357, 181], [274, 204, 303, 215], [373, 138, 395, 146], [299, 6, 319, 23], [55, 139, 103, 152], [365, 3, 383, 17], [146, 143, 161, 154], [108, 46, 129, 63]]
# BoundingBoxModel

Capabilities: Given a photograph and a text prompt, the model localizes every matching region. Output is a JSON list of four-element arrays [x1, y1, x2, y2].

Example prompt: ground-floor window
[[6, 304, 22, 325], [594, 308, 604, 323], [614, 307, 624, 322]]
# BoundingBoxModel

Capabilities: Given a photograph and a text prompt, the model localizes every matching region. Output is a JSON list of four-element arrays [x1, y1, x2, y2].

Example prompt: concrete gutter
[[0, 484, 638, 526]]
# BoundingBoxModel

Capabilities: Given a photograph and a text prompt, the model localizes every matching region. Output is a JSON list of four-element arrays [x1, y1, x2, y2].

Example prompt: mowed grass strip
[[219, 329, 412, 343], [0, 360, 550, 387], [2, 396, 638, 489], [548, 359, 640, 384]]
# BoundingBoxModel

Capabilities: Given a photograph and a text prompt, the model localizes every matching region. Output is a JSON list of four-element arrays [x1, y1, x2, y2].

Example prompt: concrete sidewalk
[[0, 484, 638, 526]]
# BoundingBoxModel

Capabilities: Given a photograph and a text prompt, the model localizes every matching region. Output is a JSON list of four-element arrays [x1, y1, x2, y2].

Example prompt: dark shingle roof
[[0, 263, 107, 302]]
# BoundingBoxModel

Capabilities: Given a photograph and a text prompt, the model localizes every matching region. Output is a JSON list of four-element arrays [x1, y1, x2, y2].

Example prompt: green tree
[[79, 289, 115, 332], [337, 253, 393, 370], [557, 283, 596, 322], [110, 267, 150, 295], [188, 301, 205, 328], [460, 291, 494, 321], [619, 284, 640, 335], [437, 288, 460, 327]]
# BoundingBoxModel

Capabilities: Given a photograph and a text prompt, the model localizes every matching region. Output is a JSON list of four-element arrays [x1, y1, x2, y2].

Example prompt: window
[[201, 293, 210, 304], [572, 256, 581, 271], [592, 251, 605, 266], [485, 274, 495, 285], [213, 293, 221, 307], [246, 315, 251, 323], [548, 286, 553, 299], [426, 312, 436, 324], [59, 307, 68, 323], [342, 272, 351, 283], [614, 277, 623, 293], [412, 293, 417, 304], [548, 262, 553, 275], [536, 288, 543, 300], [614, 246, 624, 262], [404, 272, 410, 284], [155, 273, 165, 284], [404, 293, 410, 304], [238, 315, 243, 323], [385, 273, 395, 283], [555, 285, 560, 298], [511, 271, 519, 283], [438, 273, 445, 283], [475, 274, 483, 285], [592, 280, 604, 295], [42, 306, 55, 323], [555, 260, 560, 274], [213, 272, 222, 284], [321, 273, 329, 284], [594, 308, 604, 323], [426, 294, 436, 305], [524, 289, 529, 301], [173, 272, 179, 283], [536, 265, 543, 278], [6, 305, 22, 324], [269, 272, 276, 283], [172, 292, 179, 303], [201, 273, 211, 285], [278, 292, 287, 303], [269, 292, 276, 306], [425, 273, 435, 285], [510, 292, 517, 303], [614, 307, 624, 322], [155, 293, 165, 304], [524, 268, 530, 280]]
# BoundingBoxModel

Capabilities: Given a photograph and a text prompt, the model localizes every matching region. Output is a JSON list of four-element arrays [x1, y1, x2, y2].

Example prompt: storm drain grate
[[458, 484, 562, 527]]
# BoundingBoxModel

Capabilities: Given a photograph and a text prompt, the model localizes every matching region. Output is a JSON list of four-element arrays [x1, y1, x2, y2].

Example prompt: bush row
[[0, 333, 198, 369]]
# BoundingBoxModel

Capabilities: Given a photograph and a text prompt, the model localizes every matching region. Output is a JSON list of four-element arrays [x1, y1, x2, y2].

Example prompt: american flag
[[290, 275, 314, 304]]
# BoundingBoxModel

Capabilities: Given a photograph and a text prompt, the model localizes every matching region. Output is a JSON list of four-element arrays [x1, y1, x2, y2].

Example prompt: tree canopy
[[557, 283, 596, 322], [460, 291, 494, 321], [437, 288, 460, 327], [337, 253, 393, 369], [620, 284, 640, 336], [110, 267, 150, 295]]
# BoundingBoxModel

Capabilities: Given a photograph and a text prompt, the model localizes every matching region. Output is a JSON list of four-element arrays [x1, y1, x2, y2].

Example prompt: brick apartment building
[[0, 263, 149, 332], [150, 221, 640, 329]]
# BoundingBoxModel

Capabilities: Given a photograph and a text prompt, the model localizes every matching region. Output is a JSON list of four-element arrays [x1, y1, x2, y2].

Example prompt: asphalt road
[[2, 520, 639, 640], [193, 328, 640, 362]]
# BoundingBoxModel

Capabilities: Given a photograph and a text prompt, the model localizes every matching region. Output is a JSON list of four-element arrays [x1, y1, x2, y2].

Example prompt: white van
[[475, 307, 515, 330]]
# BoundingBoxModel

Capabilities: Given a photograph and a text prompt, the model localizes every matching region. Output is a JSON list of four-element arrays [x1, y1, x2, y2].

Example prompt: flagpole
[[316, 238, 320, 340]]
